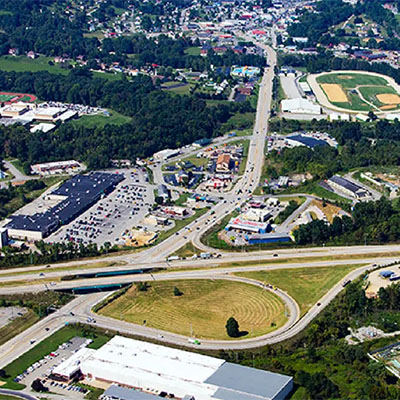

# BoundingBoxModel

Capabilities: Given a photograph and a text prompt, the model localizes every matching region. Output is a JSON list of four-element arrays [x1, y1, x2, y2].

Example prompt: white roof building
[[79, 336, 293, 400], [281, 98, 321, 114], [153, 148, 180, 161], [30, 123, 56, 133], [53, 347, 95, 380]]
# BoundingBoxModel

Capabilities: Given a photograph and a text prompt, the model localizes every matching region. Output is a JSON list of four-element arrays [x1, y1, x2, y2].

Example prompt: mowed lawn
[[70, 111, 132, 128], [317, 72, 388, 88], [98, 280, 288, 340], [0, 56, 122, 81], [235, 264, 364, 316]]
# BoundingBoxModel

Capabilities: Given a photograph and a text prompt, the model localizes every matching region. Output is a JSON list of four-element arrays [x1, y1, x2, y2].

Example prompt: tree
[[173, 286, 183, 296], [31, 379, 48, 392], [226, 317, 240, 337]]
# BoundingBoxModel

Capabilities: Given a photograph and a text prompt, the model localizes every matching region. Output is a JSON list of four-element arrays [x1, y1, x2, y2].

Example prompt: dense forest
[[268, 118, 400, 179], [294, 198, 400, 245], [0, 69, 253, 168]]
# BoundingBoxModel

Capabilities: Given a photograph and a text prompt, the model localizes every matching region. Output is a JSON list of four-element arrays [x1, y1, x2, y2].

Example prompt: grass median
[[235, 264, 365, 315]]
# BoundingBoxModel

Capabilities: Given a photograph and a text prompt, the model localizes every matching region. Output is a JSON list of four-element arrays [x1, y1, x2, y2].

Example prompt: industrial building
[[74, 336, 293, 400], [31, 160, 84, 176], [327, 175, 369, 200], [281, 98, 321, 115], [5, 172, 124, 240], [225, 217, 269, 234]]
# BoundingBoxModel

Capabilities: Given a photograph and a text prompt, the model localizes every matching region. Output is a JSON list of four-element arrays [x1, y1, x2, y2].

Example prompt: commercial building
[[281, 98, 321, 115], [327, 175, 369, 199], [245, 233, 292, 245], [52, 347, 96, 381], [31, 160, 83, 176], [0, 228, 8, 248], [286, 134, 328, 149], [5, 172, 124, 240], [157, 184, 170, 202], [216, 154, 231, 173], [161, 206, 188, 217], [78, 336, 293, 400], [153, 149, 180, 161], [225, 217, 269, 234], [241, 208, 271, 223]]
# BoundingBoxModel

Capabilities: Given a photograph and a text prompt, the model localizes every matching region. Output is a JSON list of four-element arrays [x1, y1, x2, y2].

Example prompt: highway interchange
[[1, 34, 400, 378]]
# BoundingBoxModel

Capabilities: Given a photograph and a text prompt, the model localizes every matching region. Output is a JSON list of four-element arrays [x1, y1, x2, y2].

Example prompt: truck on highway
[[188, 338, 201, 345], [200, 252, 211, 259], [167, 256, 180, 262]]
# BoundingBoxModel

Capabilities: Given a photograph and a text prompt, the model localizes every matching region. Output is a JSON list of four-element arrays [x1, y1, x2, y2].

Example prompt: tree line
[[0, 69, 253, 168]]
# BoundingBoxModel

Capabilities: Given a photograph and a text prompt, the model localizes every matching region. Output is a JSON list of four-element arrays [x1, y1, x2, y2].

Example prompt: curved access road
[[0, 389, 38, 400]]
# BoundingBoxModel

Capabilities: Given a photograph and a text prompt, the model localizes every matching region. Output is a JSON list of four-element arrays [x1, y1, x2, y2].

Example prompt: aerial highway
[[1, 32, 399, 373]]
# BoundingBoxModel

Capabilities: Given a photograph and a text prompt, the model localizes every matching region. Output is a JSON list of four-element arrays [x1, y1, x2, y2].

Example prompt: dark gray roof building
[[6, 172, 124, 239], [206, 362, 293, 400]]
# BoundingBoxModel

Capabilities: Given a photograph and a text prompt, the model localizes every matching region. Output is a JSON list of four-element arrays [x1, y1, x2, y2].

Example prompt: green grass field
[[161, 82, 193, 95], [171, 242, 203, 258], [331, 91, 372, 112], [0, 396, 21, 400], [0, 94, 15, 102], [235, 264, 364, 315], [98, 279, 288, 339], [316, 72, 388, 88], [358, 85, 400, 109], [70, 111, 132, 128], [0, 56, 122, 81], [184, 47, 201, 56]]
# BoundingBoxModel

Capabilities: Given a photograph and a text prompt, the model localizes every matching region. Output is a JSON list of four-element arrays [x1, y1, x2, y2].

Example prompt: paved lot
[[17, 336, 89, 399], [0, 307, 27, 328], [47, 168, 154, 247], [280, 74, 301, 99]]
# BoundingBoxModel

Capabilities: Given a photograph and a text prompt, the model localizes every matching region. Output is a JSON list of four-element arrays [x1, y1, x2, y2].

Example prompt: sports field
[[314, 71, 400, 113], [235, 264, 363, 315], [97, 279, 288, 340], [0, 91, 37, 104]]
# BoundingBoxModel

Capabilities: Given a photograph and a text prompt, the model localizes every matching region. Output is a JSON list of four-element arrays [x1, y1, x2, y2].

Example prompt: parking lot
[[47, 168, 155, 247], [16, 336, 90, 399]]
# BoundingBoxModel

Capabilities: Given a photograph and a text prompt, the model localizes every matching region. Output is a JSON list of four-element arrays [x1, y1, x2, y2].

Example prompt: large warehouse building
[[77, 336, 293, 400], [5, 172, 124, 240]]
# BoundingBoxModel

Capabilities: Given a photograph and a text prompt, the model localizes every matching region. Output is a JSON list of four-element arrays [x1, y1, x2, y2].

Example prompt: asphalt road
[[0, 389, 38, 400]]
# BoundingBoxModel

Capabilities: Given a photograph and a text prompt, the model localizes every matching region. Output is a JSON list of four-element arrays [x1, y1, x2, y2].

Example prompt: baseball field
[[313, 71, 400, 113]]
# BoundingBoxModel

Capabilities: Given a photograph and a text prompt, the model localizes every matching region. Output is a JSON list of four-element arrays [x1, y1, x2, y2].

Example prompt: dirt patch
[[124, 229, 157, 246], [310, 200, 344, 223], [321, 83, 348, 102], [377, 93, 400, 105], [380, 104, 398, 110]]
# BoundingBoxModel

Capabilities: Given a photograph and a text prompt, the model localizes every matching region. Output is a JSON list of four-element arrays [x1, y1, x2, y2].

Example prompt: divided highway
[[1, 34, 400, 372]]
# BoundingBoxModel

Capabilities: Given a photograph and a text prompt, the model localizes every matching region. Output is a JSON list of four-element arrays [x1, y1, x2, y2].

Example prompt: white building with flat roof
[[80, 336, 293, 400], [281, 98, 321, 114]]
